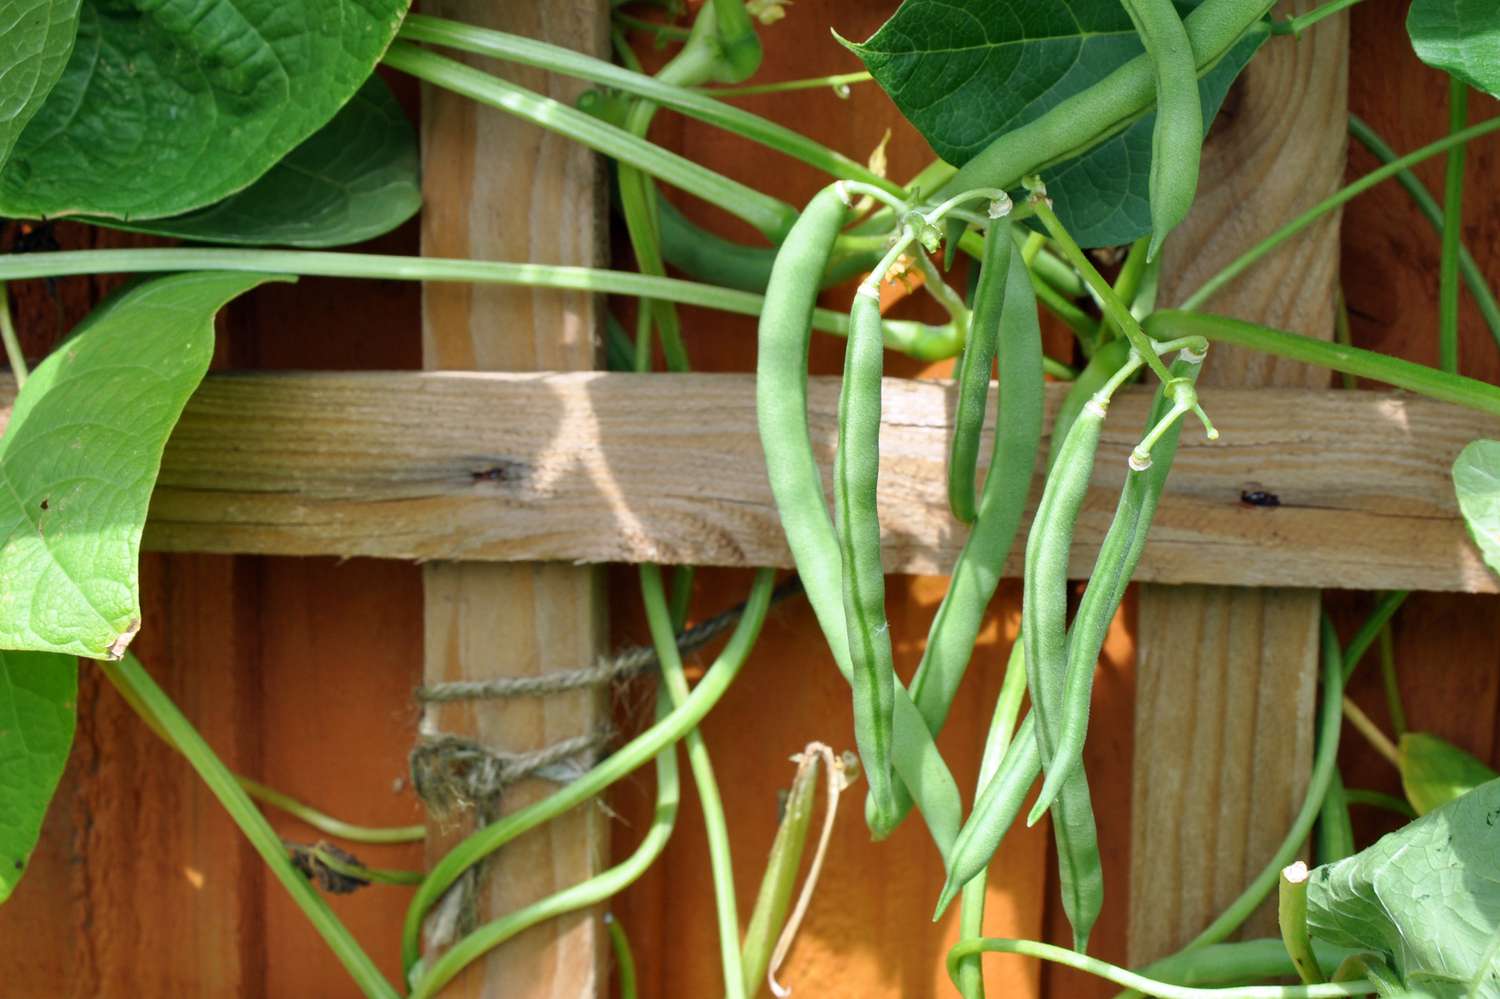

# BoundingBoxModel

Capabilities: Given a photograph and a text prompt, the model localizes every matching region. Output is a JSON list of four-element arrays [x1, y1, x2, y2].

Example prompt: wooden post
[[418, 1, 609, 994], [1129, 4, 1349, 960]]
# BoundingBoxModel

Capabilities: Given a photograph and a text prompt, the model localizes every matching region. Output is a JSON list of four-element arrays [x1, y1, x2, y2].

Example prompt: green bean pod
[[835, 288, 899, 827], [1123, 0, 1203, 260], [1022, 388, 1109, 950], [1048, 338, 1133, 473], [739, 751, 820, 995], [934, 709, 1040, 917], [756, 185, 962, 854], [947, 226, 1012, 524], [908, 230, 1044, 733], [1028, 353, 1205, 823]]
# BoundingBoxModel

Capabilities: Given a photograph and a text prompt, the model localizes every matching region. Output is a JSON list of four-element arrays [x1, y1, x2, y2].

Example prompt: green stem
[[397, 15, 898, 196], [1269, 0, 1367, 37], [1377, 625, 1406, 738], [1278, 863, 1324, 985], [1340, 696, 1399, 768], [607, 913, 639, 999], [698, 70, 873, 97], [399, 569, 776, 973], [1347, 116, 1500, 349], [1181, 114, 1500, 312], [307, 844, 425, 887], [382, 42, 796, 241], [1333, 290, 1355, 390], [1341, 788, 1416, 819], [1341, 591, 1408, 684], [1146, 312, 1500, 418], [1137, 939, 1358, 990], [614, 11, 693, 41], [0, 248, 967, 360], [1034, 194, 1176, 384], [0, 283, 26, 386], [1440, 81, 1468, 375], [99, 655, 399, 999], [241, 778, 426, 845], [948, 939, 1374, 998], [408, 690, 682, 999], [639, 565, 746, 999]]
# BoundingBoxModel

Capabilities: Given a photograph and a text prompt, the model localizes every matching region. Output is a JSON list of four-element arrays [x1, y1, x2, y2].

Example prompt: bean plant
[[3, 0, 1500, 996]]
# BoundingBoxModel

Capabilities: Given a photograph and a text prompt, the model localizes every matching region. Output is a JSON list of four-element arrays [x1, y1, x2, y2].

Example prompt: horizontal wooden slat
[[8, 370, 1488, 590]]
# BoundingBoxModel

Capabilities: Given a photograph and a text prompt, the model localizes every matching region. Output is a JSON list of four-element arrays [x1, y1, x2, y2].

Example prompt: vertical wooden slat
[[1128, 4, 1348, 962], [418, 1, 609, 994]]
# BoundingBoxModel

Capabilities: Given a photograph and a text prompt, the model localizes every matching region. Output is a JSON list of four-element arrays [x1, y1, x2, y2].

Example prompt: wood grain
[[417, 1, 609, 995], [112, 371, 1500, 592], [1130, 0, 1348, 961]]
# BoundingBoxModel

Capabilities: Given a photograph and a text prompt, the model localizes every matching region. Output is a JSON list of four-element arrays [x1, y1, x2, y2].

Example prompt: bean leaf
[[0, 0, 410, 221], [848, 0, 1265, 247], [86, 75, 420, 248], [1408, 0, 1500, 98], [1307, 777, 1500, 997], [1453, 439, 1500, 578], [0, 271, 287, 659], [0, 649, 75, 904], [0, 0, 80, 171], [1400, 731, 1500, 817]]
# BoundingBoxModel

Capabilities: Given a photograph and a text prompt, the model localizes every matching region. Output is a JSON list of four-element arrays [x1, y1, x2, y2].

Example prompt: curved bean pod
[[1123, 0, 1203, 260], [948, 225, 1011, 524], [1048, 338, 1133, 473], [835, 289, 900, 826], [1028, 352, 1205, 824], [756, 185, 962, 854]]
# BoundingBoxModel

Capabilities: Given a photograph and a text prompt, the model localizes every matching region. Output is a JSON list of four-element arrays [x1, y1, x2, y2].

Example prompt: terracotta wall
[[2, 3, 1498, 997]]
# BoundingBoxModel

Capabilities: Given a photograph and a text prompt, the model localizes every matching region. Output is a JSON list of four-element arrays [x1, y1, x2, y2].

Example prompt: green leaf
[[1307, 777, 1500, 997], [0, 0, 80, 171], [849, 0, 1265, 247], [0, 0, 411, 221], [86, 75, 420, 248], [0, 649, 76, 904], [0, 271, 287, 659], [1408, 0, 1500, 98], [1400, 731, 1500, 817], [1453, 439, 1500, 577]]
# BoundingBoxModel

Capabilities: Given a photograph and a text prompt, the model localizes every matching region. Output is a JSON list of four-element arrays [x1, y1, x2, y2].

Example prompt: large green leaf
[[1307, 778, 1500, 997], [0, 0, 80, 171], [849, 0, 1265, 247], [1408, 0, 1500, 98], [0, 0, 410, 221], [0, 649, 75, 904], [86, 75, 420, 248], [1453, 439, 1500, 577], [1401, 732, 1500, 817], [0, 271, 286, 659]]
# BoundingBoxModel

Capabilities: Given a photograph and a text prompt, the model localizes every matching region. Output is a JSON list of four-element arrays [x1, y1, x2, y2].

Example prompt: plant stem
[[1440, 80, 1468, 375], [1181, 115, 1500, 312], [408, 689, 682, 999], [307, 844, 424, 886], [399, 569, 776, 973], [1340, 697, 1399, 768], [0, 283, 27, 386], [948, 938, 1375, 998], [1377, 625, 1406, 737], [639, 564, 746, 999], [1147, 312, 1500, 418], [607, 913, 639, 999], [397, 15, 899, 196], [1278, 863, 1324, 985], [1348, 115, 1500, 349], [99, 655, 399, 999], [699, 71, 873, 97], [1033, 195, 1176, 385], [614, 11, 693, 41], [0, 248, 967, 360], [239, 778, 426, 845], [1341, 591, 1408, 684], [1269, 0, 1367, 37], [1341, 788, 1416, 819], [382, 42, 797, 241], [1333, 290, 1355, 390]]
